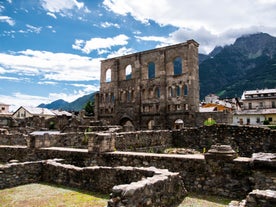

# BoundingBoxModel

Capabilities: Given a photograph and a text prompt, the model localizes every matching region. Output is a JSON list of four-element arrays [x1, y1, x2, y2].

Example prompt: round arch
[[174, 119, 184, 129], [119, 117, 135, 131]]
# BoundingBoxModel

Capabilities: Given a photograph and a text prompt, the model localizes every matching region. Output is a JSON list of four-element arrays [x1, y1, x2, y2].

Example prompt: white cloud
[[72, 34, 129, 54], [107, 47, 136, 58], [26, 24, 42, 34], [46, 12, 57, 19], [135, 35, 169, 43], [100, 21, 120, 28], [41, 0, 90, 18], [0, 93, 50, 111], [0, 16, 15, 26], [0, 50, 102, 81], [103, 0, 276, 51], [103, 0, 276, 33], [37, 81, 57, 85], [69, 83, 99, 93]]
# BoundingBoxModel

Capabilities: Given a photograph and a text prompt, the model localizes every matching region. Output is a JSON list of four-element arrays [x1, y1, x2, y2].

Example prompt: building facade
[[233, 89, 276, 125], [95, 40, 200, 130]]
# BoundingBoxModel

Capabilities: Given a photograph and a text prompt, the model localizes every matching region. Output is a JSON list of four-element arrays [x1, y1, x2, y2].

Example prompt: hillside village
[[0, 39, 275, 207]]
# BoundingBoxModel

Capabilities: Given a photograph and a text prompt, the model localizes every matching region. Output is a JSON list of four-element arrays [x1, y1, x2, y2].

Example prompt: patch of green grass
[[178, 193, 231, 207], [0, 183, 108, 207]]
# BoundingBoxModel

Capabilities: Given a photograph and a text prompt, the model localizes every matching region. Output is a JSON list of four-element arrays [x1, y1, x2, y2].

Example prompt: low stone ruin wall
[[108, 167, 186, 207], [0, 161, 42, 189], [229, 189, 276, 207], [114, 130, 172, 152], [0, 159, 187, 207], [98, 152, 251, 198], [173, 124, 276, 157], [28, 132, 88, 149], [0, 133, 28, 145]]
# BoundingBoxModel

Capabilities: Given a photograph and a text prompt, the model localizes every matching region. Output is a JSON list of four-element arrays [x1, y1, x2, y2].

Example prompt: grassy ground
[[178, 193, 231, 207], [0, 183, 231, 207], [0, 183, 109, 207]]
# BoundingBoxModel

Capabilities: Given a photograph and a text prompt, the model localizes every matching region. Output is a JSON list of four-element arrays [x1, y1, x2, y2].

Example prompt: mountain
[[38, 92, 96, 111], [38, 99, 69, 110], [199, 33, 276, 99]]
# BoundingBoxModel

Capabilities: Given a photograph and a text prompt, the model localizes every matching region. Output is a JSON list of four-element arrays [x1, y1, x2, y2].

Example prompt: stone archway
[[119, 117, 135, 131], [174, 119, 184, 129]]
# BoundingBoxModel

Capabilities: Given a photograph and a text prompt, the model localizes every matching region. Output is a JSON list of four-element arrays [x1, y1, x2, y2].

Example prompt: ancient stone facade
[[95, 40, 200, 130]]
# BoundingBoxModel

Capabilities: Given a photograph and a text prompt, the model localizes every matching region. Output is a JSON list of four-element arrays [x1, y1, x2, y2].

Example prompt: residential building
[[233, 89, 276, 125], [12, 106, 55, 119], [0, 103, 10, 114]]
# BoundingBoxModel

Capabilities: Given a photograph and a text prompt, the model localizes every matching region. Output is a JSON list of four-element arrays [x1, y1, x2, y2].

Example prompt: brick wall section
[[173, 125, 276, 157]]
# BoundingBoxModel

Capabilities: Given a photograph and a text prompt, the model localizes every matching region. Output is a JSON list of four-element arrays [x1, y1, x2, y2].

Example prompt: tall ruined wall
[[96, 40, 199, 130], [173, 124, 276, 157]]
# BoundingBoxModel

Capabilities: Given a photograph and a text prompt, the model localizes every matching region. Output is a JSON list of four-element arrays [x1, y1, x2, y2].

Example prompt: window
[[248, 103, 252, 109], [259, 102, 263, 108], [106, 69, 111, 82], [173, 57, 182, 75], [148, 120, 155, 130], [168, 86, 172, 97], [148, 62, 155, 79], [184, 85, 188, 96], [272, 101, 276, 108], [125, 64, 132, 80], [155, 87, 160, 98], [176, 86, 181, 97], [256, 117, 260, 124], [268, 117, 273, 122]]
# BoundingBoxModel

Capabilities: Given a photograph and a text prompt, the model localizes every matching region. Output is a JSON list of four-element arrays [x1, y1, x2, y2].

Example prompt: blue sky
[[0, 0, 276, 111]]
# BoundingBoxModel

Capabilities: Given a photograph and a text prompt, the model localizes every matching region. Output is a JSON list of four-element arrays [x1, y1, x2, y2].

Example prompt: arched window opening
[[174, 119, 184, 129], [148, 62, 155, 79], [106, 68, 111, 82], [125, 64, 132, 80], [168, 86, 172, 97], [111, 93, 115, 103], [173, 57, 182, 75], [176, 86, 181, 97], [184, 85, 188, 96], [155, 87, 160, 98], [148, 120, 155, 130]]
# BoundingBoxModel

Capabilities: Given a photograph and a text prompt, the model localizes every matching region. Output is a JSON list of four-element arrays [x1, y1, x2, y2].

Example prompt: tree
[[84, 100, 94, 116]]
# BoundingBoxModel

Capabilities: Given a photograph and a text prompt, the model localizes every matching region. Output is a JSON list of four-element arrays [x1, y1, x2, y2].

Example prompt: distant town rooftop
[[241, 88, 276, 100]]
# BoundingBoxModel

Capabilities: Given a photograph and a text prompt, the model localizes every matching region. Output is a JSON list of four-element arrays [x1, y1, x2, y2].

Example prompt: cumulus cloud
[[46, 12, 57, 19], [41, 0, 90, 18], [0, 50, 102, 81], [107, 46, 136, 58], [103, 0, 276, 52], [0, 16, 15, 26], [103, 0, 276, 34], [26, 24, 42, 33], [100, 21, 120, 28], [72, 34, 129, 54]]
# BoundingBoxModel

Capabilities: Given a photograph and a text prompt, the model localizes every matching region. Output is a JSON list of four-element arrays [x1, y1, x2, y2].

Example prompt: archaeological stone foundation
[[0, 124, 276, 206]]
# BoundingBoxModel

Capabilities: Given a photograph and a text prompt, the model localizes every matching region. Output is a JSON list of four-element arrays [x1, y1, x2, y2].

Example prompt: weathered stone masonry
[[95, 40, 200, 130], [0, 159, 187, 207]]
